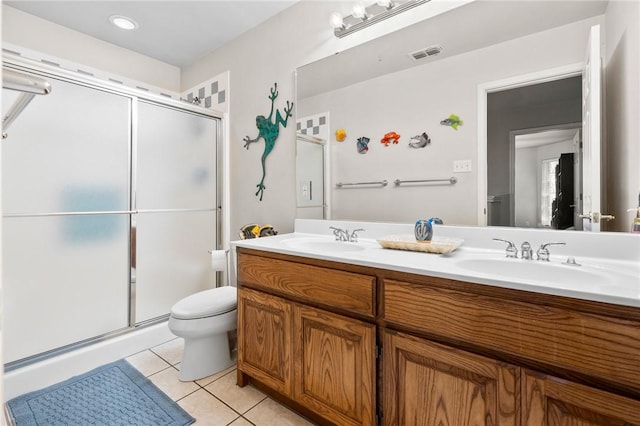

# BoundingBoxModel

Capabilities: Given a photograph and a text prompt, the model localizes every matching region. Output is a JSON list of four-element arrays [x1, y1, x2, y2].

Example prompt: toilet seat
[[170, 286, 237, 320]]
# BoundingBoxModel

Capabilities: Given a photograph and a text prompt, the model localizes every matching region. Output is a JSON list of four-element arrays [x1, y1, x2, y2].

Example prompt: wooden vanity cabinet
[[382, 327, 640, 426], [237, 249, 377, 426], [237, 247, 640, 425], [382, 329, 519, 426], [382, 276, 640, 426]]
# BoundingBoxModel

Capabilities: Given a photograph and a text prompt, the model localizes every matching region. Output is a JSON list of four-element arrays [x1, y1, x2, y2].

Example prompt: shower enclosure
[[2, 58, 222, 368]]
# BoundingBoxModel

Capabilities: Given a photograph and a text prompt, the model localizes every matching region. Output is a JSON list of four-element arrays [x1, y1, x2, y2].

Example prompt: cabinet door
[[523, 369, 640, 425], [293, 304, 376, 426], [238, 287, 293, 396], [383, 330, 519, 426]]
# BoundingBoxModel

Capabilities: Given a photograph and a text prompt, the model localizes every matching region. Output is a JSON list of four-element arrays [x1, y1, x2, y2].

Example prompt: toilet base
[[178, 331, 235, 381], [168, 308, 238, 382]]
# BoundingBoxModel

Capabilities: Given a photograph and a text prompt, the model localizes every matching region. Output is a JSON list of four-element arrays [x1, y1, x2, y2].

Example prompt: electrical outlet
[[453, 160, 472, 173]]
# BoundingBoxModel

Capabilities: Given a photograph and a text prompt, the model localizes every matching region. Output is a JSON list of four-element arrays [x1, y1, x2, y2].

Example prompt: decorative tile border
[[297, 112, 329, 140], [181, 71, 229, 113], [3, 43, 229, 114], [3, 42, 181, 100]]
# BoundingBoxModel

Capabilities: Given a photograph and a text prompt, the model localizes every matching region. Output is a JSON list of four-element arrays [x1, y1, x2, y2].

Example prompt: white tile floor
[[125, 338, 315, 426]]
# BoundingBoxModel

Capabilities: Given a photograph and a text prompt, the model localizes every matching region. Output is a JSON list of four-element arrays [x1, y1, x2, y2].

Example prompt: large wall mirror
[[296, 0, 635, 232]]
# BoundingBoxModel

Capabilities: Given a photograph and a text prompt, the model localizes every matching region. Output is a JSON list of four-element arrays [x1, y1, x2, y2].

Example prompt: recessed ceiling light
[[109, 15, 138, 31]]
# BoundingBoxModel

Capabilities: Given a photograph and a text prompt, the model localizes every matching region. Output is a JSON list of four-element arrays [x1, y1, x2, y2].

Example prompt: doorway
[[477, 64, 584, 226], [512, 124, 582, 229]]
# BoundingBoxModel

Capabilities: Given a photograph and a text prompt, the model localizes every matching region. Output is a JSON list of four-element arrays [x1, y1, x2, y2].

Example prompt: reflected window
[[540, 158, 559, 227]]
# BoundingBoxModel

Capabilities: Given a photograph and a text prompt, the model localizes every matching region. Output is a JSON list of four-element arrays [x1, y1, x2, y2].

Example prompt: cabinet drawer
[[384, 279, 640, 394], [238, 252, 376, 318]]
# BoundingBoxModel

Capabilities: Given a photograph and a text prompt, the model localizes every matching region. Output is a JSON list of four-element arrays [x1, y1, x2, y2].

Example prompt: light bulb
[[330, 12, 344, 29], [377, 0, 394, 8], [352, 3, 367, 19]]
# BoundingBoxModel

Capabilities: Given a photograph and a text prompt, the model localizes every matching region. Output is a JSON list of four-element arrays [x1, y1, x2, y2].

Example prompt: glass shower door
[[134, 101, 218, 323], [2, 77, 131, 363]]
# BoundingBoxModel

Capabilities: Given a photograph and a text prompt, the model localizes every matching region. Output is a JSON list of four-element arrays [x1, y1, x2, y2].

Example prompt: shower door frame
[[2, 56, 224, 369]]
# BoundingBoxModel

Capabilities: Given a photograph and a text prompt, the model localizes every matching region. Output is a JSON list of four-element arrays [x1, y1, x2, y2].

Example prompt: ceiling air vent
[[409, 45, 442, 61]]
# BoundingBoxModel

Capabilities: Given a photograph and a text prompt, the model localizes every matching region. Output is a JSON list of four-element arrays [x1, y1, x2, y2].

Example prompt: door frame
[[476, 63, 583, 226]]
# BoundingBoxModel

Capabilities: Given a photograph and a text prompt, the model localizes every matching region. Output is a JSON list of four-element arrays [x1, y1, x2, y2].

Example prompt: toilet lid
[[171, 286, 237, 320]]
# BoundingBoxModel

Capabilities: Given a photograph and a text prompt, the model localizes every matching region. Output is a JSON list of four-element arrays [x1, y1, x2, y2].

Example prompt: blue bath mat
[[6, 359, 195, 426]]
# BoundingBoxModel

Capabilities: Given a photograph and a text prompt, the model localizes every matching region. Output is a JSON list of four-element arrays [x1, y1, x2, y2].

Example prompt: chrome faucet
[[536, 242, 566, 261], [520, 241, 533, 260], [329, 226, 348, 241], [493, 238, 518, 258], [329, 227, 364, 242], [349, 228, 365, 243]]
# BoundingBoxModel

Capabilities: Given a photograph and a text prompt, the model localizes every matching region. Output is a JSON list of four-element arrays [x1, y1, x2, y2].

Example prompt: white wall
[[514, 146, 538, 228], [298, 17, 600, 225], [2, 5, 181, 92], [604, 0, 640, 231]]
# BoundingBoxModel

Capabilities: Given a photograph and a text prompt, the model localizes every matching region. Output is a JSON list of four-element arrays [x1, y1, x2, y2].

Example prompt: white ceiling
[[516, 128, 580, 149], [4, 1, 298, 67]]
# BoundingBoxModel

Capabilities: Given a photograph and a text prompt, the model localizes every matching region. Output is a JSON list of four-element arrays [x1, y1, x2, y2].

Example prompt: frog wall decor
[[244, 83, 294, 200]]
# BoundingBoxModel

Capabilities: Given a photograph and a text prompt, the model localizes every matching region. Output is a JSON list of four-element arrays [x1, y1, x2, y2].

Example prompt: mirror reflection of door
[[513, 127, 582, 230], [487, 76, 582, 228], [295, 134, 325, 219]]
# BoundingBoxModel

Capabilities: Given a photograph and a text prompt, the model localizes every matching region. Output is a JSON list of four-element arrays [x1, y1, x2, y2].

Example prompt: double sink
[[273, 233, 639, 304]]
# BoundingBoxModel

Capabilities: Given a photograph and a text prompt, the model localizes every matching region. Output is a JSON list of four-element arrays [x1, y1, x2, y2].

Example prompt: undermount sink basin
[[455, 258, 611, 287], [282, 237, 371, 253]]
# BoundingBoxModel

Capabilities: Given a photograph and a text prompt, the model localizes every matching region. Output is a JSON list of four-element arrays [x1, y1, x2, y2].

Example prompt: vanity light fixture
[[109, 14, 139, 31], [331, 0, 429, 38]]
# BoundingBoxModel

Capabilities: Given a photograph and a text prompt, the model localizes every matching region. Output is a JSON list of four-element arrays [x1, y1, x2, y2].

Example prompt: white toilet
[[168, 285, 237, 381]]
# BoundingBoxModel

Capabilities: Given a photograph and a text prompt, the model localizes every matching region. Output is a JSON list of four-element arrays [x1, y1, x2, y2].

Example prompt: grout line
[[148, 349, 180, 368], [237, 393, 269, 416], [237, 416, 257, 425], [133, 346, 272, 423], [200, 386, 246, 416]]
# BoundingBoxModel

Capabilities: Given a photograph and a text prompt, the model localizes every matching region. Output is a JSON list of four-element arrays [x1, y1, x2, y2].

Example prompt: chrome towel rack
[[2, 68, 52, 139], [394, 177, 458, 186], [336, 180, 388, 188]]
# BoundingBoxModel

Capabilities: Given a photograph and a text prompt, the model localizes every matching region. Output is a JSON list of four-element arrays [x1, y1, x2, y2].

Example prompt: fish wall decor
[[440, 114, 463, 130], [409, 132, 431, 148], [357, 136, 370, 154]]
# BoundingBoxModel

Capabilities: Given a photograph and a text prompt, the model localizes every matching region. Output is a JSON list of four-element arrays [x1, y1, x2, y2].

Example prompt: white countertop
[[231, 219, 640, 308]]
